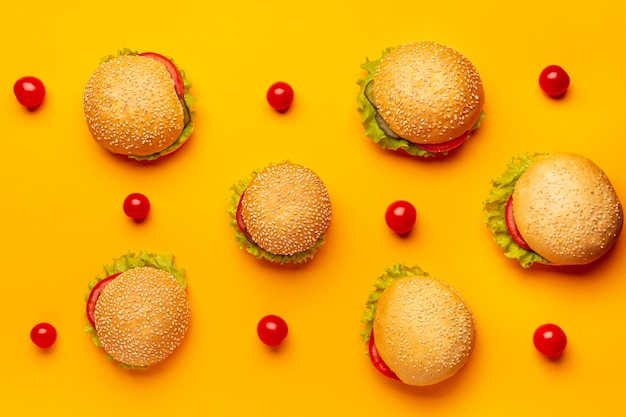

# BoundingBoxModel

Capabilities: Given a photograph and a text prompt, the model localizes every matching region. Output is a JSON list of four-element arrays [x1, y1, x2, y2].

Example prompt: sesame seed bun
[[93, 266, 190, 368], [83, 54, 184, 157], [512, 152, 623, 265], [373, 275, 476, 386], [239, 163, 332, 257], [372, 42, 484, 145]]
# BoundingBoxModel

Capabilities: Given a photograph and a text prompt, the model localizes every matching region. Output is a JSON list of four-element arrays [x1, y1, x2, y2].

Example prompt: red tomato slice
[[139, 52, 185, 97], [505, 195, 532, 250], [368, 330, 399, 380], [416, 131, 469, 153], [235, 191, 252, 240], [86, 273, 121, 328]]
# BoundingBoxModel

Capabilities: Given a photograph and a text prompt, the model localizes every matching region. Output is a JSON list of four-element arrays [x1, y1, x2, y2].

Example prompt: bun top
[[240, 163, 332, 256], [94, 266, 190, 368], [372, 41, 484, 145], [373, 275, 476, 386], [83, 55, 184, 156], [513, 152, 623, 265]]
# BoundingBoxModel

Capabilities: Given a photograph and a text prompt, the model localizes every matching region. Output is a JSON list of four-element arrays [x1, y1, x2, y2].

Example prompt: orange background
[[2, 1, 626, 415]]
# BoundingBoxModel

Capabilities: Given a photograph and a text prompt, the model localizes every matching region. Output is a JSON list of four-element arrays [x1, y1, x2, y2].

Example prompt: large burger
[[484, 152, 623, 267], [85, 251, 191, 369], [357, 41, 485, 157], [228, 162, 332, 264], [361, 264, 476, 386], [83, 49, 196, 161]]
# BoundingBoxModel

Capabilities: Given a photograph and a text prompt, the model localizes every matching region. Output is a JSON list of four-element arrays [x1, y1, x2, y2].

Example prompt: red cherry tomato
[[257, 315, 288, 347], [30, 323, 57, 349], [385, 200, 417, 234], [533, 323, 567, 357], [266, 81, 294, 111], [14, 76, 46, 109], [539, 65, 570, 97], [123, 193, 151, 220]]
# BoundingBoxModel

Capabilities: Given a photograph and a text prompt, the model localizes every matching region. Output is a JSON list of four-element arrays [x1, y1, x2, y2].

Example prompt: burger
[[361, 264, 476, 386], [484, 152, 623, 268], [228, 162, 332, 264], [356, 41, 485, 157], [85, 251, 191, 369], [83, 48, 196, 161]]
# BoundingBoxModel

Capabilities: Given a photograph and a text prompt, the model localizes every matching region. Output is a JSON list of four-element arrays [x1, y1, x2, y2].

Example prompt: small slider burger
[[228, 162, 332, 264], [357, 41, 485, 157], [361, 264, 476, 386], [85, 251, 191, 369], [484, 152, 623, 268], [83, 49, 196, 161]]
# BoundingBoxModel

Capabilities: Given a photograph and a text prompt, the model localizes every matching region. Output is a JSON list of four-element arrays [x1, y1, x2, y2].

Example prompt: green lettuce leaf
[[360, 264, 430, 351], [227, 163, 327, 264], [84, 250, 186, 369], [99, 49, 196, 161], [482, 153, 551, 268], [356, 47, 484, 157]]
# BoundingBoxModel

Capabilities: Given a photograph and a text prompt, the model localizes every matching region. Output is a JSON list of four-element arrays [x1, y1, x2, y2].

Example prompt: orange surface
[[2, 1, 626, 415]]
